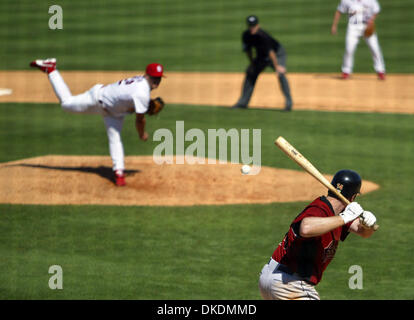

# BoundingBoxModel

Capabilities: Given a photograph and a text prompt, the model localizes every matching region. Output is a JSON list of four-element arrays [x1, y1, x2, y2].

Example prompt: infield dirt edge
[[1, 71, 413, 114], [0, 155, 380, 207]]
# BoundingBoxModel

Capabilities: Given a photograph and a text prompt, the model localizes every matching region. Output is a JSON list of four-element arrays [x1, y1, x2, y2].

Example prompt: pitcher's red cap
[[146, 63, 164, 77]]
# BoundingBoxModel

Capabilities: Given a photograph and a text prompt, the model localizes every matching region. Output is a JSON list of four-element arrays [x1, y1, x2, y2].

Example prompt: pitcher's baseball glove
[[364, 22, 375, 38], [147, 97, 165, 115]]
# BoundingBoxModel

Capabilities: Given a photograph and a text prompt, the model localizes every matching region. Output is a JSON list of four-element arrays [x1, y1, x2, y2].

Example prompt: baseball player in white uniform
[[331, 0, 386, 80], [30, 58, 165, 186]]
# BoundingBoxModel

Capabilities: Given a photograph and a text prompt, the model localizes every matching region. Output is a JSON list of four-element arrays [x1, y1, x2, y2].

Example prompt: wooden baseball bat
[[275, 136, 379, 231]]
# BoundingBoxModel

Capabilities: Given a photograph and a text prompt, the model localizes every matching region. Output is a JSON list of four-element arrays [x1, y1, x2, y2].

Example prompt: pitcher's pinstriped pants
[[48, 70, 126, 171]]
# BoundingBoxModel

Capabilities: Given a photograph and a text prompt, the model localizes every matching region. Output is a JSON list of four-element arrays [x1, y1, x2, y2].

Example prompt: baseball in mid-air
[[241, 164, 251, 175]]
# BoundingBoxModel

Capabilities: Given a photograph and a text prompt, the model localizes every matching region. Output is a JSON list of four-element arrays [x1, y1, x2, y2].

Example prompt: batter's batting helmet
[[328, 169, 362, 200]]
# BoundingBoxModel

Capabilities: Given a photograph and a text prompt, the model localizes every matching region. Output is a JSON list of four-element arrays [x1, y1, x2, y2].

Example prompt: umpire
[[233, 15, 293, 111]]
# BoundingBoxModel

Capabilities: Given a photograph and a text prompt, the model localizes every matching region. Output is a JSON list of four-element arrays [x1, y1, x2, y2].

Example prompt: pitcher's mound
[[0, 155, 379, 206]]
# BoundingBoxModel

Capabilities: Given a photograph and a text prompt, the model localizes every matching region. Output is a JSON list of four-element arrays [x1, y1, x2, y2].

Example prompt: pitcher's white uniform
[[337, 0, 385, 74], [48, 70, 151, 172]]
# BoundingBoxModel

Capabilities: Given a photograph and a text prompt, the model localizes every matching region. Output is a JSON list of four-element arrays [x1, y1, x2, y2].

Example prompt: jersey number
[[118, 79, 134, 85]]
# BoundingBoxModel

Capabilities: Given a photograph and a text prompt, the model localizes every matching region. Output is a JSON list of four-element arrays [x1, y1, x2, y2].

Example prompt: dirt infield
[[1, 71, 413, 113], [0, 155, 379, 206]]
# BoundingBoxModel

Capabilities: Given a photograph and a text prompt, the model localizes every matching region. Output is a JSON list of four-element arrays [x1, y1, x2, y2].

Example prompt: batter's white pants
[[342, 26, 385, 74], [48, 70, 126, 171], [258, 258, 320, 300]]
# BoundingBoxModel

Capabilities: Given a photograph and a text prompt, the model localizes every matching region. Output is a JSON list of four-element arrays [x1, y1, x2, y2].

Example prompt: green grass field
[[1, 0, 413, 300], [1, 0, 413, 72], [0, 104, 413, 299]]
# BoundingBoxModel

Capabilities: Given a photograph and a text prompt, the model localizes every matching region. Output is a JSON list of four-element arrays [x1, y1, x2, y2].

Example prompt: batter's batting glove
[[360, 211, 377, 228], [340, 202, 364, 224]]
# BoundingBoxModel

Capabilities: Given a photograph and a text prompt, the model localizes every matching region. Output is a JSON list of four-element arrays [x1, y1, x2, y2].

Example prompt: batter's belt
[[268, 258, 313, 285]]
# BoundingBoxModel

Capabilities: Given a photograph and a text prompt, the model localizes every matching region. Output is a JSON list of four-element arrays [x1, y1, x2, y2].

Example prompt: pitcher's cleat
[[114, 170, 126, 186], [377, 72, 386, 80], [30, 58, 57, 74]]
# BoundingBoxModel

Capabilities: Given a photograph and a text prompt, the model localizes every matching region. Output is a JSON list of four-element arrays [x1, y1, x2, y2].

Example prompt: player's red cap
[[146, 63, 165, 78]]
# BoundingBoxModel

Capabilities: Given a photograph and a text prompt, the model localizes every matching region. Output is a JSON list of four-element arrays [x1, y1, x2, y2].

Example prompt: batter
[[30, 58, 165, 186], [331, 0, 386, 80], [258, 169, 377, 300]]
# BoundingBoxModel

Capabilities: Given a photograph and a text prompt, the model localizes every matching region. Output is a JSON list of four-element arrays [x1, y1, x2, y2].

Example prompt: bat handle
[[360, 213, 380, 231], [342, 197, 379, 231], [372, 224, 380, 231]]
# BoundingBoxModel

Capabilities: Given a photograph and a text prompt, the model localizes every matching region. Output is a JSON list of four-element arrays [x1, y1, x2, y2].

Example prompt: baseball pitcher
[[258, 170, 377, 300], [30, 58, 165, 186], [331, 0, 386, 80]]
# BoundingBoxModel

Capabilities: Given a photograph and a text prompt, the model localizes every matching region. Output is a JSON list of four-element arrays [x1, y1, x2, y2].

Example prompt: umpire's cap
[[328, 169, 362, 200], [246, 15, 259, 26]]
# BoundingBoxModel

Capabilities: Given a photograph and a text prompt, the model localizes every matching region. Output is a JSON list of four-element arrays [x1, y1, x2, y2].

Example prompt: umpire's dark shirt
[[242, 29, 281, 59]]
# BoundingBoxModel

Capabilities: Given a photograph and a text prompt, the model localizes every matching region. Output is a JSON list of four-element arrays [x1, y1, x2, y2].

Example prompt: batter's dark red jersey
[[272, 196, 353, 285]]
